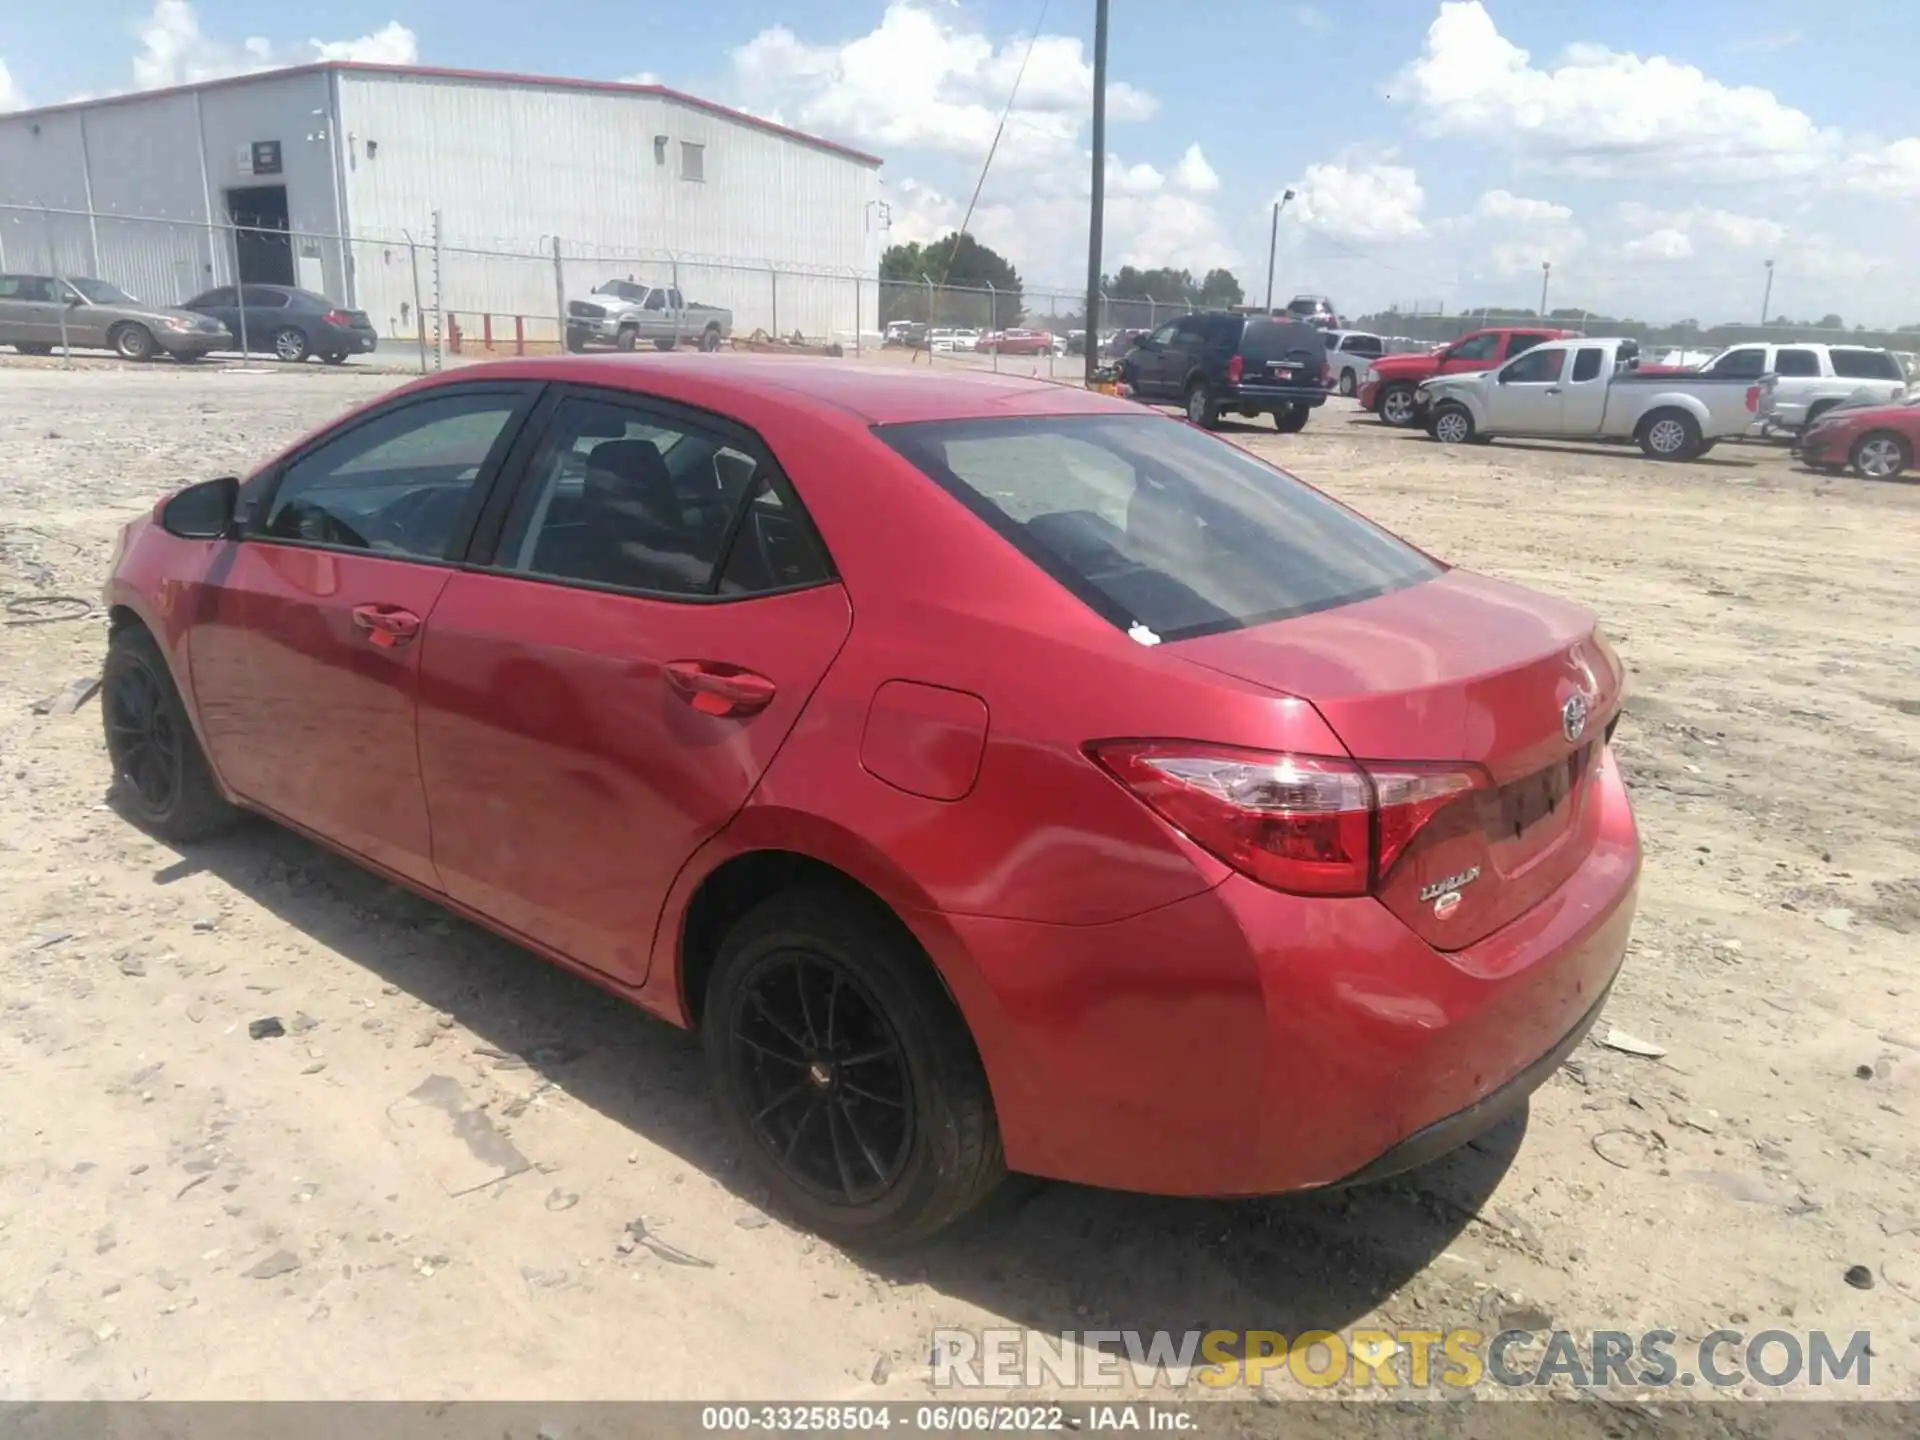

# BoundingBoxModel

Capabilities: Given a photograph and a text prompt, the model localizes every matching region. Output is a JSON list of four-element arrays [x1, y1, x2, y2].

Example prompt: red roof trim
[[0, 61, 885, 168]]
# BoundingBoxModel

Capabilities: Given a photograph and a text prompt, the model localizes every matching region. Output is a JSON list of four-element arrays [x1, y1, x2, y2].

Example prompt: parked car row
[[0, 272, 378, 364]]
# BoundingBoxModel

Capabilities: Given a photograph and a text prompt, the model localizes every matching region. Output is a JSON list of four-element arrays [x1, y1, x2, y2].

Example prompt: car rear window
[[1239, 319, 1326, 363], [878, 415, 1440, 642], [1831, 348, 1903, 380]]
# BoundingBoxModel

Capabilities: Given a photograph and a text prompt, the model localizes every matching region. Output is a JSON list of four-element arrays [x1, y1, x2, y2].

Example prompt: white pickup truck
[[565, 280, 732, 353], [1418, 338, 1757, 460]]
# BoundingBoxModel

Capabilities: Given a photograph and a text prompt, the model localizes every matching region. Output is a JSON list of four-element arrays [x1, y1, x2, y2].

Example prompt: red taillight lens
[[1321, 359, 1331, 386], [1227, 354, 1244, 384], [1089, 741, 1485, 897], [324, 309, 352, 327], [1745, 384, 1759, 412]]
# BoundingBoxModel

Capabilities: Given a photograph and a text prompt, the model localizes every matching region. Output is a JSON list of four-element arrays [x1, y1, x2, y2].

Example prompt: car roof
[[423, 355, 1137, 425]]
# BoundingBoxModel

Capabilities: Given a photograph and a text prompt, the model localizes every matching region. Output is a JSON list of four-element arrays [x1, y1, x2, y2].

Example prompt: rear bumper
[[1219, 382, 1329, 409], [922, 749, 1639, 1196]]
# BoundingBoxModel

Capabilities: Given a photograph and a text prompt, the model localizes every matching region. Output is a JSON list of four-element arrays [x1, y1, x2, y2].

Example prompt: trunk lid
[[1172, 569, 1623, 949]]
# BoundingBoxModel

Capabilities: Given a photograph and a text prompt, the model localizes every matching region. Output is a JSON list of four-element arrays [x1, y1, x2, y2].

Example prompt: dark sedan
[[182, 285, 378, 365]]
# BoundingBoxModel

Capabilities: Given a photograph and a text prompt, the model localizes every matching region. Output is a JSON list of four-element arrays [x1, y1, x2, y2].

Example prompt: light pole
[[1083, 0, 1109, 386], [1761, 259, 1775, 326], [1264, 189, 1295, 313], [1539, 260, 1551, 318]]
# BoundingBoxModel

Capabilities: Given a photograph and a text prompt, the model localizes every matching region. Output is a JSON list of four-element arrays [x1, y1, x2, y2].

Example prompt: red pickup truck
[[1360, 326, 1579, 426]]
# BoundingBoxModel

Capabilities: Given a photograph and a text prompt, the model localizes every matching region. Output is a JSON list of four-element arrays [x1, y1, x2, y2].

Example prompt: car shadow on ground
[[1358, 425, 1764, 470], [146, 811, 1516, 1342]]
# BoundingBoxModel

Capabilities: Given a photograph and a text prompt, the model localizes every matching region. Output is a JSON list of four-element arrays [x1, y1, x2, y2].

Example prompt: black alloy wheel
[[725, 950, 913, 1206], [104, 654, 180, 815]]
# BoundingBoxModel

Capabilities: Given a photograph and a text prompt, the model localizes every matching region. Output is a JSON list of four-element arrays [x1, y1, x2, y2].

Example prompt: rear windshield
[[1831, 348, 1902, 380], [878, 415, 1440, 642], [1344, 335, 1384, 356], [1240, 319, 1327, 362]]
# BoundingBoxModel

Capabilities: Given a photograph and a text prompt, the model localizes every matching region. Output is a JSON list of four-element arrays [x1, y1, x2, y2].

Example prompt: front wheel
[[614, 327, 639, 352], [1638, 409, 1702, 461], [111, 324, 156, 362], [1851, 430, 1910, 480], [565, 329, 588, 354], [1378, 383, 1420, 427], [1274, 404, 1310, 433], [102, 626, 237, 843], [1427, 402, 1475, 445], [1337, 370, 1356, 397], [704, 890, 1004, 1249], [1184, 383, 1218, 428]]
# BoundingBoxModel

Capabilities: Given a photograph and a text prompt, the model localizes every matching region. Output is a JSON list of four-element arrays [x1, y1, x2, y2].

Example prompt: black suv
[[1119, 312, 1330, 431]]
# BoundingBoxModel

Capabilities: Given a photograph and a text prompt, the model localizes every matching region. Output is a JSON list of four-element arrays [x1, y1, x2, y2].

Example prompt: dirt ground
[[1, 356, 1917, 1413]]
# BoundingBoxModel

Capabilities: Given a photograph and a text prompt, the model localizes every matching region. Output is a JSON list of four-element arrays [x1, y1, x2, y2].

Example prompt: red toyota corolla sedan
[[102, 356, 1639, 1246]]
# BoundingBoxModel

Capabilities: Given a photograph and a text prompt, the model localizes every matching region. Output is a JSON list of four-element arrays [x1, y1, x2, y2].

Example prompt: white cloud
[[620, 71, 663, 86], [1395, 0, 1837, 181], [131, 0, 418, 90], [1172, 143, 1219, 194], [730, 3, 1157, 170], [1107, 158, 1165, 196], [0, 58, 21, 111], [1838, 138, 1920, 199], [1289, 159, 1426, 240], [1623, 228, 1695, 261], [1615, 202, 1785, 250], [1472, 189, 1572, 224], [1292, 5, 1334, 32]]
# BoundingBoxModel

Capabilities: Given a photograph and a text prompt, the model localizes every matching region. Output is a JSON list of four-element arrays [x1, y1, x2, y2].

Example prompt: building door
[[226, 185, 294, 287]]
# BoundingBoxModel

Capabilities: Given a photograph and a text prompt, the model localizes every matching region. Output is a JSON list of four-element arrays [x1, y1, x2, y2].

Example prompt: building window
[[680, 141, 705, 182]]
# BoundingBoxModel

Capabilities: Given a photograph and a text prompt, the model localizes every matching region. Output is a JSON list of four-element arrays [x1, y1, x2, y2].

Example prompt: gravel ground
[[1, 358, 1916, 1419]]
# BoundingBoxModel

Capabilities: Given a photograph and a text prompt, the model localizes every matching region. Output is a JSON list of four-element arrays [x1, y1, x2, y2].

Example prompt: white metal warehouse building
[[0, 63, 885, 347]]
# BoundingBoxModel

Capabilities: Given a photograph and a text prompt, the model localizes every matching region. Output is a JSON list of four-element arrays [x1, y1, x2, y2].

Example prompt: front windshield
[[68, 278, 137, 304]]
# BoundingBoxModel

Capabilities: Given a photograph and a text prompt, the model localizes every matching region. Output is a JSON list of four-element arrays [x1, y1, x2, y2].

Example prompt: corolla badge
[[1562, 692, 1590, 744]]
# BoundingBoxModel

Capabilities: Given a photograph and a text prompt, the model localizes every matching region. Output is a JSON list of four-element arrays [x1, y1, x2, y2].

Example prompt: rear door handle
[[1545, 387, 1562, 395], [350, 603, 422, 649], [664, 660, 777, 717]]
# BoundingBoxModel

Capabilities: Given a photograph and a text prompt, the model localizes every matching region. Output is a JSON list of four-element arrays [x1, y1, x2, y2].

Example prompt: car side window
[[258, 392, 524, 560], [1349, 336, 1383, 356], [1774, 348, 1820, 377], [191, 287, 238, 308], [240, 287, 291, 309], [642, 290, 667, 311], [1831, 348, 1902, 380], [1502, 348, 1565, 384], [495, 395, 826, 598], [1707, 347, 1766, 378], [1571, 347, 1604, 382], [0, 275, 56, 302], [1171, 318, 1206, 345], [1450, 333, 1501, 362], [1146, 322, 1179, 347]]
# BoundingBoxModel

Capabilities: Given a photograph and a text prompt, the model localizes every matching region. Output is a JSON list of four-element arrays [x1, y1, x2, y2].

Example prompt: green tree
[[1198, 268, 1244, 307], [880, 234, 1023, 328]]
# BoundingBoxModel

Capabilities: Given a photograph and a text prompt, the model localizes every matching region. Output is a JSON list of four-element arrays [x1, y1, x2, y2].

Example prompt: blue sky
[[5, 1, 1919, 323]]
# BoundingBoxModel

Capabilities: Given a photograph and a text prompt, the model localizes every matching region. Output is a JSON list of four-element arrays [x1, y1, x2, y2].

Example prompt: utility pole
[[1264, 189, 1294, 313], [1760, 259, 1775, 326], [1539, 260, 1551, 318], [1083, 0, 1109, 386]]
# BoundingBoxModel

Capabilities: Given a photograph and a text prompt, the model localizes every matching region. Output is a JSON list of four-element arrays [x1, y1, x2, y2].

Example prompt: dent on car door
[[414, 389, 852, 987], [185, 385, 541, 886]]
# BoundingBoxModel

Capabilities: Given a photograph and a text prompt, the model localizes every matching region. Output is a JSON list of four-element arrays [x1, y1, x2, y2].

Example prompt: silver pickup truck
[[565, 280, 732, 353], [1418, 338, 1756, 460]]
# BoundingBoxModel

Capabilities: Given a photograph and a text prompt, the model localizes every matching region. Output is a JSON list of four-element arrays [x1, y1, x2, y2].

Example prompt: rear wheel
[[15, 342, 54, 356], [1638, 408, 1701, 461], [1184, 381, 1218, 429], [1274, 404, 1310, 433], [1851, 430, 1910, 480], [110, 323, 156, 362], [1337, 369, 1356, 397], [101, 626, 237, 843], [1379, 382, 1419, 427], [1427, 402, 1475, 445], [272, 327, 310, 363], [704, 889, 1004, 1249]]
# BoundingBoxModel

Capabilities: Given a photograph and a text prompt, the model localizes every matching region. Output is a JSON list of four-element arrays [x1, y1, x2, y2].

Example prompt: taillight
[[324, 309, 352, 326], [1089, 740, 1485, 897], [1227, 354, 1244, 384], [1745, 385, 1759, 412], [1321, 359, 1331, 387]]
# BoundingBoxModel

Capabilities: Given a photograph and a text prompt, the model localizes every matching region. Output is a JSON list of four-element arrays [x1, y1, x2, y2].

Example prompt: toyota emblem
[[1562, 693, 1590, 744]]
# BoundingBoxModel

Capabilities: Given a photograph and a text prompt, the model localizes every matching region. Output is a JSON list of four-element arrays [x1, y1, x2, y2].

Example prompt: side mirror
[[68, 296, 86, 307], [160, 476, 239, 540]]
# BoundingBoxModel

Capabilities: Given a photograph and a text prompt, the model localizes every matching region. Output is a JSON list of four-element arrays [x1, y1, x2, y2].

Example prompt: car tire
[[565, 330, 588, 354], [110, 323, 156, 362], [1184, 381, 1218, 429], [615, 326, 639, 353], [1851, 430, 1910, 480], [101, 625, 238, 844], [1427, 401, 1475, 445], [700, 325, 723, 353], [1378, 382, 1420, 427], [1337, 370, 1356, 397], [15, 342, 55, 356], [1637, 408, 1702, 461], [272, 327, 311, 363], [703, 888, 1004, 1249], [1275, 404, 1310, 433]]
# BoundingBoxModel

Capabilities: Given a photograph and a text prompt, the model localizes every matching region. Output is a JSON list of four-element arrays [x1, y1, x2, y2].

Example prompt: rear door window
[[1831, 348, 1903, 380], [879, 415, 1439, 642], [1774, 348, 1820, 377], [1571, 347, 1604, 382]]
